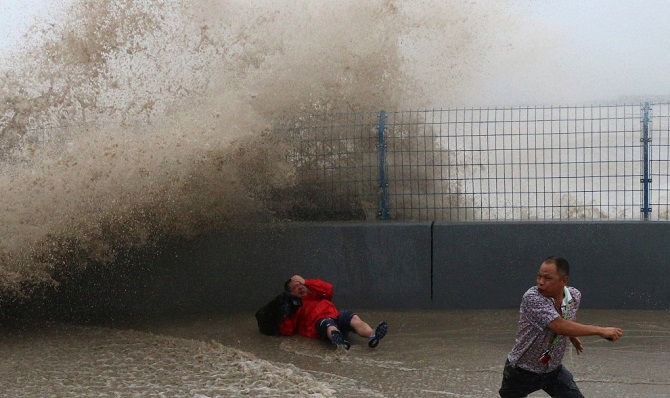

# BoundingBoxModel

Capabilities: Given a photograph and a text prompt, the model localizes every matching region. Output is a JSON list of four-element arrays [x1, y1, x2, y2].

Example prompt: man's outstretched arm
[[548, 317, 623, 341]]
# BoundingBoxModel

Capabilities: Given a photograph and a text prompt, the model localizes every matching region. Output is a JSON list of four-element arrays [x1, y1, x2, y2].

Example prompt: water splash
[[0, 0, 515, 296]]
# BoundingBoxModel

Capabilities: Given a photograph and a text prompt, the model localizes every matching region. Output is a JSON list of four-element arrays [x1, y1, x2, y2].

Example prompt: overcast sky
[[476, 0, 670, 105], [2, 1, 670, 106]]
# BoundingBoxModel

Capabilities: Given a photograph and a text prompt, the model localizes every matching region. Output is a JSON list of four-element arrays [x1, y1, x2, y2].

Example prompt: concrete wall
[[96, 222, 433, 315], [27, 221, 669, 320], [433, 222, 670, 310]]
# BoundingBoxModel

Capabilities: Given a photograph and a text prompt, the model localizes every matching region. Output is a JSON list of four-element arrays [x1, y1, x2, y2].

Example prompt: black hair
[[543, 256, 570, 277], [284, 278, 293, 293]]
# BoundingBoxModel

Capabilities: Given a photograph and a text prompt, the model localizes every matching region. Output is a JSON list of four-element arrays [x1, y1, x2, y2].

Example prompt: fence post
[[641, 102, 651, 220], [377, 110, 389, 220]]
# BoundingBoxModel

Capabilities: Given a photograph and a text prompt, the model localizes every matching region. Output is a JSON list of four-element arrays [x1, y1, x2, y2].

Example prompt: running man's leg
[[542, 366, 584, 398], [499, 360, 542, 398]]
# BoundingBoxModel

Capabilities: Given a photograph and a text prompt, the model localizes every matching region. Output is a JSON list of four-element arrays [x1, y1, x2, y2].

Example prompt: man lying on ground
[[256, 274, 387, 350]]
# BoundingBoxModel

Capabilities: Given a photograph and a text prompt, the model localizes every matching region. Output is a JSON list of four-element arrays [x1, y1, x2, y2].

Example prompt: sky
[[2, 0, 670, 106], [474, 0, 670, 105]]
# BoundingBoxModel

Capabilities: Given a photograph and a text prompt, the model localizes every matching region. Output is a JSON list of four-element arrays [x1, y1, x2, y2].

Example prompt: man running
[[499, 256, 623, 397]]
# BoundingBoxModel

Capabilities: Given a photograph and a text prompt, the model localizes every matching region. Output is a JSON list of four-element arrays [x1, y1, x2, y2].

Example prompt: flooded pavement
[[1, 309, 668, 397], [128, 309, 670, 397]]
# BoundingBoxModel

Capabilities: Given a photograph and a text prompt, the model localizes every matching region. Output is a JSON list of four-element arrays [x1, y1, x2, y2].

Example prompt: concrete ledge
[[124, 221, 433, 314], [5, 221, 668, 322], [432, 221, 670, 309]]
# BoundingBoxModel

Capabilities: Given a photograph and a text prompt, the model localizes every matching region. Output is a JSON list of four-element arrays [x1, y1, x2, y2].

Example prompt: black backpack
[[255, 292, 302, 335]]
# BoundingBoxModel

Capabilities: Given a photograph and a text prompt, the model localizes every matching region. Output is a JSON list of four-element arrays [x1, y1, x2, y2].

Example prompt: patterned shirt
[[506, 286, 581, 373]]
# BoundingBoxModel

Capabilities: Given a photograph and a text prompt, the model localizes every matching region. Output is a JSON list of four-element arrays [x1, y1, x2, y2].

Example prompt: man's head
[[285, 278, 308, 297], [536, 256, 570, 298]]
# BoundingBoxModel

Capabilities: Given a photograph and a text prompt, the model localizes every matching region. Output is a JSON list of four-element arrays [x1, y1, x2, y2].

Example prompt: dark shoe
[[331, 331, 350, 350], [368, 321, 388, 348]]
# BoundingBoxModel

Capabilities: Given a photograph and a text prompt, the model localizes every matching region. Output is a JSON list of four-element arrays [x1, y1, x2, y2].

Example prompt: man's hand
[[600, 327, 623, 341], [569, 337, 583, 354], [291, 275, 305, 285]]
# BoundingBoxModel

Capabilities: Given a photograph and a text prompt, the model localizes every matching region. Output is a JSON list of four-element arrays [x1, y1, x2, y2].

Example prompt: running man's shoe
[[368, 321, 388, 348], [330, 331, 351, 350]]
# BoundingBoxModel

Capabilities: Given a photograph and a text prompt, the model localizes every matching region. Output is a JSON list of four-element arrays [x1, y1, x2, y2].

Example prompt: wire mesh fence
[[6, 102, 669, 222], [284, 102, 670, 221]]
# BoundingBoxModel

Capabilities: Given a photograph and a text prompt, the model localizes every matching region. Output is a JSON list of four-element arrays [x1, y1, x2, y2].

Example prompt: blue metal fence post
[[641, 102, 652, 219], [377, 110, 389, 220]]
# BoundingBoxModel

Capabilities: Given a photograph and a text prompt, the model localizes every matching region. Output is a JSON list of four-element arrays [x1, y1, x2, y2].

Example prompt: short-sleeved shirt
[[506, 286, 581, 374]]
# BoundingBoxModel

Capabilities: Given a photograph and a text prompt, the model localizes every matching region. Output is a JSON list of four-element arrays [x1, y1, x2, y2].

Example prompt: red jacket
[[279, 279, 340, 339]]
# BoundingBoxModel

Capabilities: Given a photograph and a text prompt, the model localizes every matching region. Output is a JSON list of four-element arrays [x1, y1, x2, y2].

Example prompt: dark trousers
[[499, 360, 584, 398], [315, 310, 355, 340]]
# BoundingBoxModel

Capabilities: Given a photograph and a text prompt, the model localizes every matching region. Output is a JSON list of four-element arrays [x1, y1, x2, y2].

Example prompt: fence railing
[[284, 102, 670, 221]]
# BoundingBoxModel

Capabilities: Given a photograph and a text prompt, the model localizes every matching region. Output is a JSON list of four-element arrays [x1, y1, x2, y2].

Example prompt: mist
[[3, 0, 669, 298], [0, 0, 519, 297]]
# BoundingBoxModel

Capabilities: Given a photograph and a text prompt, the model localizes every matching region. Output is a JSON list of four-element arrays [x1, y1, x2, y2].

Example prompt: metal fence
[[284, 102, 670, 221]]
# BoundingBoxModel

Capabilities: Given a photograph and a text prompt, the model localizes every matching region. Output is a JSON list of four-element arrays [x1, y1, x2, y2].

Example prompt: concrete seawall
[[433, 221, 670, 309], [104, 221, 670, 313], [11, 221, 669, 320]]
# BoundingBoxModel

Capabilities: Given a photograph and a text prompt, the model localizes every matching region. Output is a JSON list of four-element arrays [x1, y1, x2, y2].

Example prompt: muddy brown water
[[1, 310, 668, 397]]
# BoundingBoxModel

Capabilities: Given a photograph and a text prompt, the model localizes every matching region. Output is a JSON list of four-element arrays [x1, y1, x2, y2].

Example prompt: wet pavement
[[129, 309, 670, 397]]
